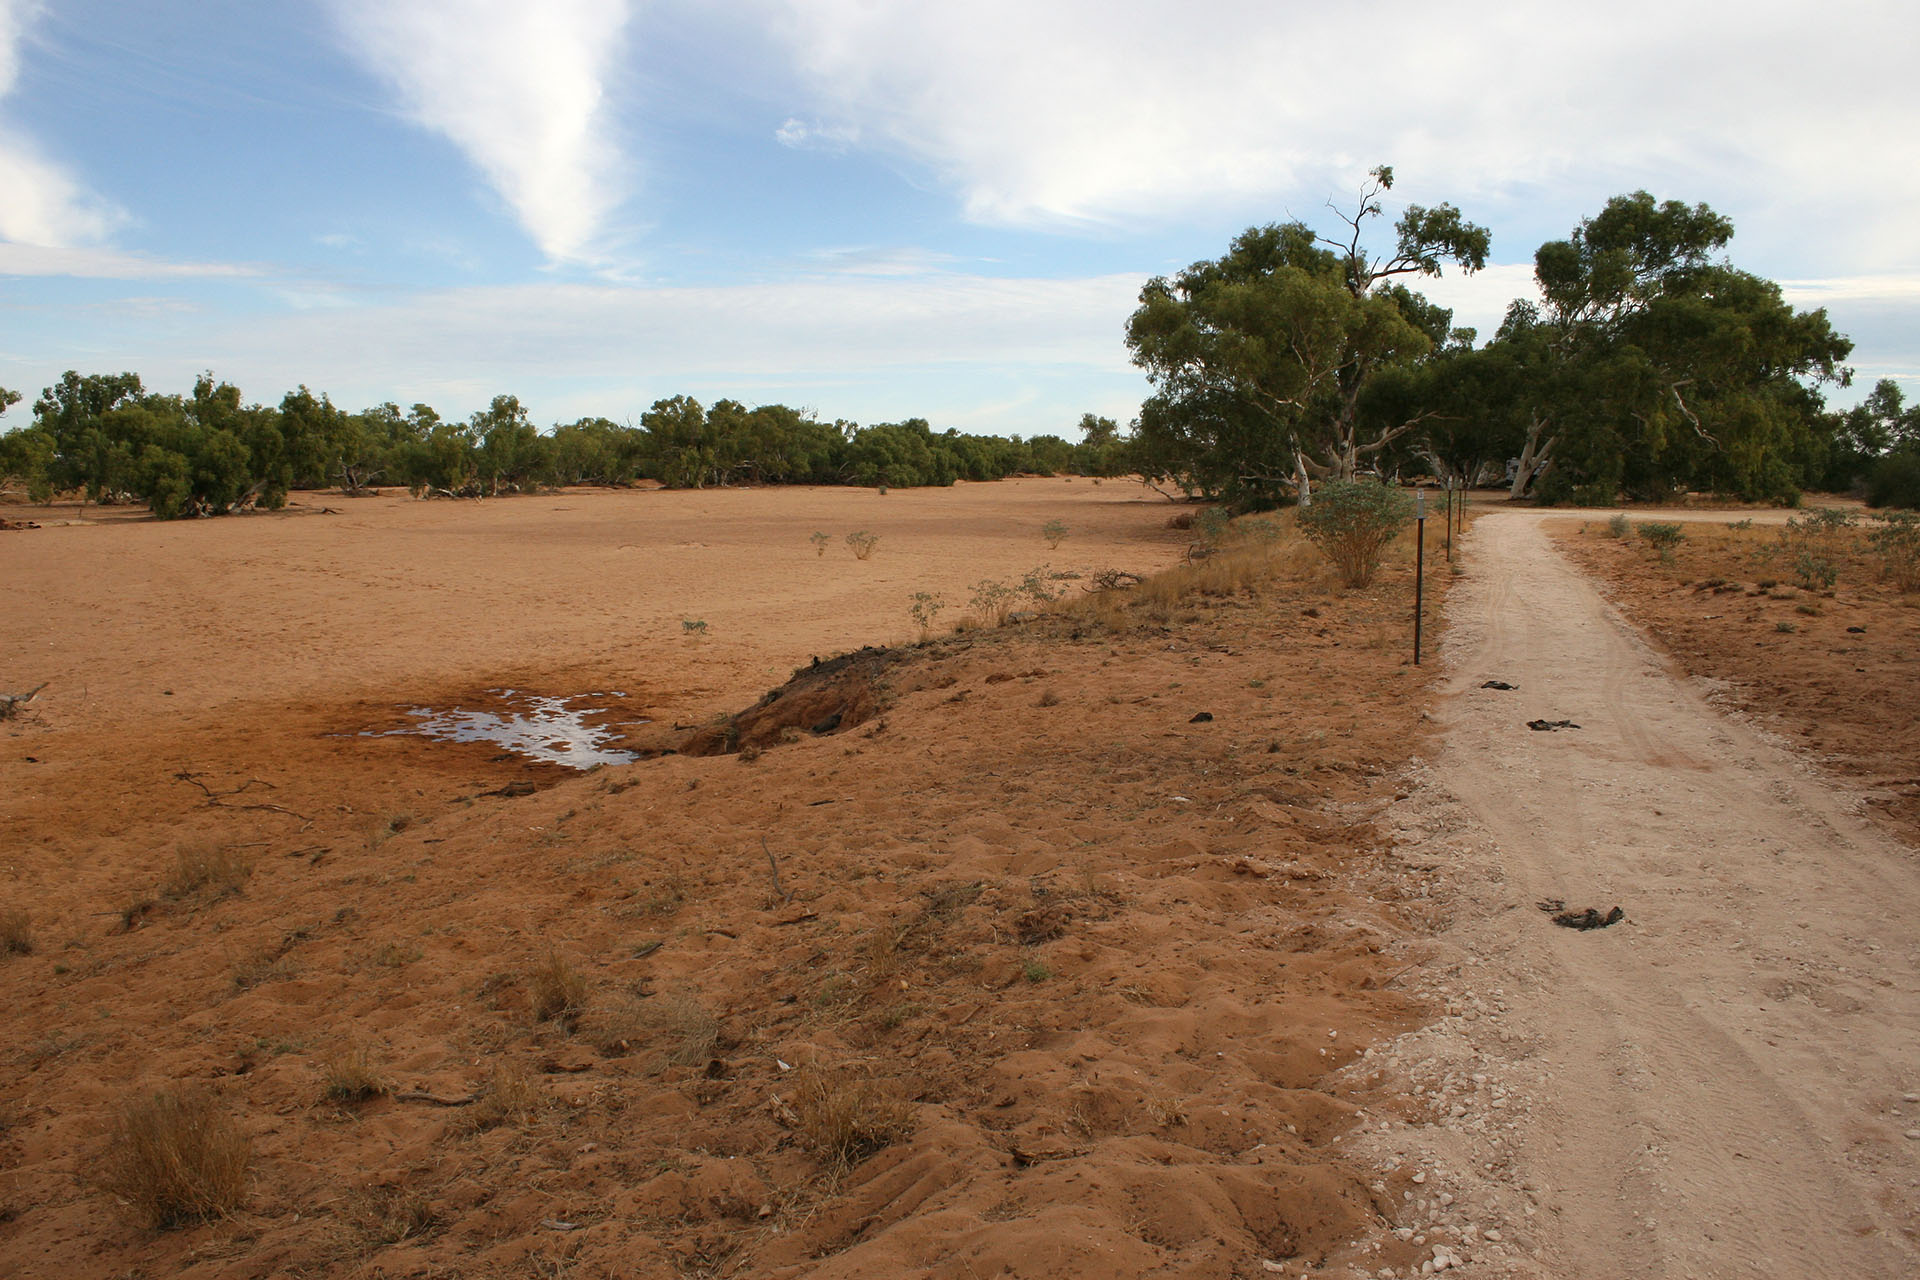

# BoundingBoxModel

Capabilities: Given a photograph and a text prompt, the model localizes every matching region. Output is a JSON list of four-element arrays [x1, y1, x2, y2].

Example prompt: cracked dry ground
[[0, 489, 1461, 1280]]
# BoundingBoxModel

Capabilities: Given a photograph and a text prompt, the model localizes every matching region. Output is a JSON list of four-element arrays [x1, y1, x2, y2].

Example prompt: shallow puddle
[[369, 689, 644, 768]]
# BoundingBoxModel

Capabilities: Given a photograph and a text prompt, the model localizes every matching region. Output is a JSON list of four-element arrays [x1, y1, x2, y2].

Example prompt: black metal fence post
[[1414, 489, 1426, 665]]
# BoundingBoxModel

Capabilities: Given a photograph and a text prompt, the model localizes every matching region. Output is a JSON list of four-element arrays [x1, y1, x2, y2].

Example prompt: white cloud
[[0, 241, 257, 279], [13, 270, 1146, 429], [0, 1, 123, 247], [758, 0, 1920, 270], [774, 116, 859, 152], [329, 0, 633, 264], [1780, 274, 1920, 307]]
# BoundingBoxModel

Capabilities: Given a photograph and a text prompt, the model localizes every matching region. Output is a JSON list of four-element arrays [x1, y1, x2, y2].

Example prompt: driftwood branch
[[0, 681, 47, 720], [762, 836, 793, 904], [173, 771, 314, 827]]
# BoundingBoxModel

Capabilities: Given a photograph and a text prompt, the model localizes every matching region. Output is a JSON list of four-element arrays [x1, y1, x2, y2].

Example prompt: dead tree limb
[[762, 836, 793, 904], [173, 770, 314, 827], [0, 681, 47, 720]]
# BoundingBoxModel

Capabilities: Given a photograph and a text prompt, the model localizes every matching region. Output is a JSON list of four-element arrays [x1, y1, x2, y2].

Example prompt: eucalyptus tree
[[1126, 167, 1488, 507]]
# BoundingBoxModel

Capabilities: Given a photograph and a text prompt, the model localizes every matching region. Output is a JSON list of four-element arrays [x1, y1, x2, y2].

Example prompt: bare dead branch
[[0, 681, 48, 719], [173, 771, 313, 827]]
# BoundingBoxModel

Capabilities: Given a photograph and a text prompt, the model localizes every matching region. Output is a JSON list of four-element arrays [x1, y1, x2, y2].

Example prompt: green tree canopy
[[1126, 167, 1488, 508]]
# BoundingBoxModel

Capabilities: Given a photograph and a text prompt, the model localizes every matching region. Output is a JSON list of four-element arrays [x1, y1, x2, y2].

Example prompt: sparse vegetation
[[809, 530, 831, 556], [348, 1182, 440, 1247], [1, 906, 32, 956], [846, 530, 880, 560], [320, 1044, 391, 1104], [1041, 518, 1068, 549], [1637, 521, 1685, 563], [681, 618, 708, 638], [1606, 512, 1631, 538], [1295, 479, 1416, 587], [1868, 510, 1920, 591], [791, 1072, 915, 1173], [908, 591, 946, 640], [529, 951, 590, 1029], [161, 844, 253, 901], [97, 1086, 251, 1228], [454, 1061, 543, 1134]]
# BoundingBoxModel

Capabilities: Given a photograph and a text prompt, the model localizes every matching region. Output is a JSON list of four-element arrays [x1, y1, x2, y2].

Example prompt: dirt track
[[1377, 512, 1920, 1278]]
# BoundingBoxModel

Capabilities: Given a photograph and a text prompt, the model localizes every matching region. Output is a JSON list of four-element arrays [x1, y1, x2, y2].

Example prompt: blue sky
[[1, 0, 1915, 437]]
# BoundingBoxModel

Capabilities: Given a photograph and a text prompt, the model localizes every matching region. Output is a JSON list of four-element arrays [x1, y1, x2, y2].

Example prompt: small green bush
[[1790, 551, 1837, 591], [846, 530, 880, 560], [1041, 519, 1068, 549], [809, 531, 830, 556], [1605, 513, 1631, 538], [907, 591, 945, 639], [1637, 522, 1685, 562], [1295, 479, 1415, 588]]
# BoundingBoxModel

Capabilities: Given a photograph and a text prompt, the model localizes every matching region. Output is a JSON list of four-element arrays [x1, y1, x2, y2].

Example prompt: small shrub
[[681, 618, 708, 638], [1041, 519, 1068, 549], [161, 845, 252, 901], [1790, 550, 1837, 591], [1192, 507, 1231, 549], [907, 591, 945, 640], [529, 951, 590, 1029], [97, 1087, 251, 1228], [1637, 521, 1685, 563], [1, 906, 31, 956], [1868, 510, 1920, 591], [653, 989, 719, 1067], [846, 530, 880, 560], [320, 1044, 390, 1104], [1605, 512, 1631, 538], [349, 1183, 440, 1246], [1295, 479, 1415, 588], [455, 1061, 542, 1134], [969, 579, 1017, 626], [1018, 565, 1063, 606], [808, 530, 831, 556], [1022, 959, 1052, 983], [792, 1072, 915, 1173], [1725, 517, 1754, 531], [1775, 620, 1797, 633]]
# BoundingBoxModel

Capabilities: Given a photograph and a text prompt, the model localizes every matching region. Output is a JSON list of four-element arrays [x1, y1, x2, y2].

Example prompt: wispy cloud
[[7, 269, 1145, 428], [0, 0, 123, 246], [0, 241, 258, 279], [760, 0, 1920, 270], [329, 0, 633, 265]]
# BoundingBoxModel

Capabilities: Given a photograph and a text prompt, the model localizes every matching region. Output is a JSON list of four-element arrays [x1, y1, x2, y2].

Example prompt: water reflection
[[371, 690, 643, 768]]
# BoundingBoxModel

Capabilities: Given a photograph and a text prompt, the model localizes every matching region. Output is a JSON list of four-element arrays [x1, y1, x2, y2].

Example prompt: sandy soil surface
[[0, 483, 1458, 1279], [1354, 511, 1920, 1279], [1556, 514, 1920, 844]]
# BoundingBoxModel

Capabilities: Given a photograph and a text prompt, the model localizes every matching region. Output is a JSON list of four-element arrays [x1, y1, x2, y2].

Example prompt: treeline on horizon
[[0, 375, 1136, 518]]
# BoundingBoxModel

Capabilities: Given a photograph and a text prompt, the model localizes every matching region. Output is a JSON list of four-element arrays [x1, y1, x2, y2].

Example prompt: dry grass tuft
[[528, 951, 590, 1029], [792, 1072, 916, 1173], [656, 989, 720, 1068], [161, 844, 253, 901], [347, 1182, 440, 1246], [320, 1044, 391, 1104], [584, 987, 718, 1066], [1, 905, 32, 956], [97, 1087, 251, 1229], [454, 1061, 543, 1134]]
